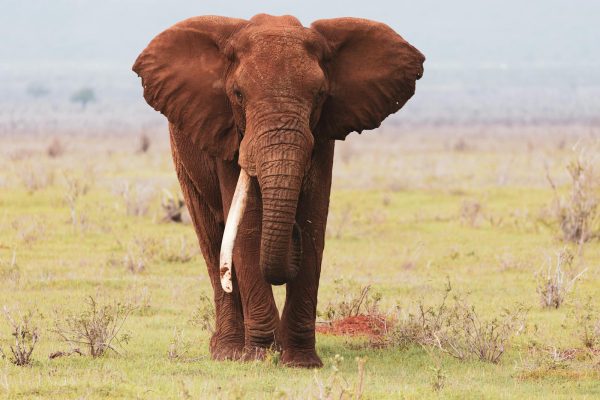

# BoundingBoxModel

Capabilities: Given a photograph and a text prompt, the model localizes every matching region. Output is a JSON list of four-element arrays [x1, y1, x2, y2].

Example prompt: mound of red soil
[[316, 314, 390, 340]]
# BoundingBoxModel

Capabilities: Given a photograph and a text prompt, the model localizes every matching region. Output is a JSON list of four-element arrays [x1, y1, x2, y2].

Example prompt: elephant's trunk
[[220, 110, 313, 291], [258, 168, 303, 285], [256, 123, 312, 286]]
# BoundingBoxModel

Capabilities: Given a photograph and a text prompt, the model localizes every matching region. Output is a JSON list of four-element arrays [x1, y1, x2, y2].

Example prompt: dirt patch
[[317, 314, 390, 340]]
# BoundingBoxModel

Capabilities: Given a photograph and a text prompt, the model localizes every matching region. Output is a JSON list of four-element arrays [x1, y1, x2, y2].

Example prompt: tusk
[[219, 168, 251, 293]]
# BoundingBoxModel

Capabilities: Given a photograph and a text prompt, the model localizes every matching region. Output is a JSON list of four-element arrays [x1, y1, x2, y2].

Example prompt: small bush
[[189, 294, 215, 334], [167, 328, 190, 361], [574, 297, 600, 350], [387, 282, 527, 363], [52, 296, 135, 357], [161, 189, 188, 223], [47, 138, 65, 158], [137, 133, 151, 154], [122, 237, 158, 274], [12, 217, 45, 245], [17, 163, 54, 193], [62, 172, 90, 227], [160, 236, 196, 264], [535, 248, 586, 309], [118, 182, 155, 217], [319, 280, 382, 321], [547, 143, 600, 243], [1, 307, 39, 366], [459, 200, 482, 227], [0, 250, 20, 285], [310, 355, 366, 400]]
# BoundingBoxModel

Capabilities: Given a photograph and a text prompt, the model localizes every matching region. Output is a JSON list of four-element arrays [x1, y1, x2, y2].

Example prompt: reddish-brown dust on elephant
[[133, 13, 424, 367]]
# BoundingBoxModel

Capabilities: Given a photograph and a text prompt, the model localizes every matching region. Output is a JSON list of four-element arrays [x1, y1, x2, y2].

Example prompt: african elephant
[[133, 14, 424, 368]]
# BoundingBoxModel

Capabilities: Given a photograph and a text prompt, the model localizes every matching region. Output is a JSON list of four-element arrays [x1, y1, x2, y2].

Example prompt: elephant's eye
[[315, 88, 325, 103], [233, 89, 243, 105]]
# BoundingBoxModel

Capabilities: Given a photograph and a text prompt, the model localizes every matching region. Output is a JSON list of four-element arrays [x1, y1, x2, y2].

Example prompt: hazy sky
[[2, 0, 599, 68]]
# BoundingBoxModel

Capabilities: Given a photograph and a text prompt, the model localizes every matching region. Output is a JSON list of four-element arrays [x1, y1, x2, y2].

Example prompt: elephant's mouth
[[219, 168, 303, 292]]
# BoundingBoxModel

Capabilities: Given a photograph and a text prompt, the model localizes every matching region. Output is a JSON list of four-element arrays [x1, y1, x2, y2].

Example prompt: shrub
[[167, 328, 190, 361], [1, 307, 39, 366], [137, 133, 151, 154], [387, 282, 527, 363], [547, 142, 600, 243], [122, 237, 158, 274], [17, 163, 54, 193], [535, 248, 586, 309], [161, 189, 187, 223], [189, 294, 215, 334], [459, 199, 482, 227], [574, 297, 600, 350], [319, 280, 382, 321], [160, 236, 196, 263], [310, 355, 366, 400], [0, 250, 20, 285], [62, 172, 90, 227], [47, 137, 65, 158], [52, 296, 135, 357], [118, 182, 155, 217]]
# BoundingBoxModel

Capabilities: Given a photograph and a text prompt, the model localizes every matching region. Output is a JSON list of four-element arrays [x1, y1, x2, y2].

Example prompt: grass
[[0, 128, 599, 398]]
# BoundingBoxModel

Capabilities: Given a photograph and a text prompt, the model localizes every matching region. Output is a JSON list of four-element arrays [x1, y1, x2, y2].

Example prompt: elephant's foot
[[210, 334, 244, 361], [281, 348, 323, 368]]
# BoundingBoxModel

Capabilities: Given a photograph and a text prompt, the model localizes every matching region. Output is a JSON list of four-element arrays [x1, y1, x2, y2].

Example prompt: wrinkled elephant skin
[[133, 13, 424, 368]]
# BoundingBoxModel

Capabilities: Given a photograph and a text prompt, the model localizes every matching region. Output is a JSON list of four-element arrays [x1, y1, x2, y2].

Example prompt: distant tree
[[27, 83, 50, 98], [70, 87, 96, 109]]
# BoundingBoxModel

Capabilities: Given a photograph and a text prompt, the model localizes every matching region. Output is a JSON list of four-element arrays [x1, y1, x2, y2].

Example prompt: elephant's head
[[133, 14, 424, 291]]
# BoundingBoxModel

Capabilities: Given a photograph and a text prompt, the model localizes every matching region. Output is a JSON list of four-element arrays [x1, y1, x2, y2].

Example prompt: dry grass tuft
[[47, 137, 65, 158], [137, 133, 151, 154], [51, 296, 135, 357], [17, 163, 55, 193], [167, 328, 190, 361], [387, 282, 527, 363], [547, 142, 600, 243], [0, 250, 20, 285], [574, 297, 600, 350], [460, 199, 482, 227], [161, 189, 189, 223], [535, 248, 586, 309], [310, 355, 366, 400], [118, 182, 155, 217], [319, 280, 382, 322], [189, 293, 215, 334], [1, 307, 39, 366], [160, 236, 196, 263], [62, 172, 90, 227]]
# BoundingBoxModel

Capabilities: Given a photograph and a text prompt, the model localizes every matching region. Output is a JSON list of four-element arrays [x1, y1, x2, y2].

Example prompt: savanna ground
[[1, 124, 599, 399]]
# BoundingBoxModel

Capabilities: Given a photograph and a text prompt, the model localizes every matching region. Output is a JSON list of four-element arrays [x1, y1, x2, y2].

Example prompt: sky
[[1, 0, 599, 129], [2, 0, 599, 68]]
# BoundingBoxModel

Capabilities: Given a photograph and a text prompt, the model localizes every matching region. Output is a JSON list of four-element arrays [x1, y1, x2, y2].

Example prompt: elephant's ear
[[311, 18, 425, 140], [133, 16, 248, 160]]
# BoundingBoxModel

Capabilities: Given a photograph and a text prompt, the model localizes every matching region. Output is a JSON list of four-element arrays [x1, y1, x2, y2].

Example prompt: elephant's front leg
[[231, 176, 280, 360], [279, 141, 334, 368], [173, 163, 245, 360]]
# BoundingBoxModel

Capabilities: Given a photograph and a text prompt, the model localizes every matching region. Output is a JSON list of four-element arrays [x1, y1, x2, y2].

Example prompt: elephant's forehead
[[235, 27, 323, 58]]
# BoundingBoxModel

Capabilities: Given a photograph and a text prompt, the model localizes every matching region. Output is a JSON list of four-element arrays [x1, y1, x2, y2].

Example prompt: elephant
[[133, 13, 424, 368]]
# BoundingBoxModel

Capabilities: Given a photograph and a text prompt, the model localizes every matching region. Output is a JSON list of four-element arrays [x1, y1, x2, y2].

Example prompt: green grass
[[1, 133, 599, 399]]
